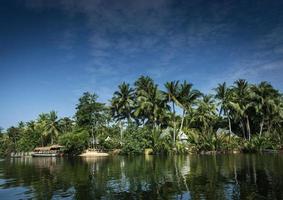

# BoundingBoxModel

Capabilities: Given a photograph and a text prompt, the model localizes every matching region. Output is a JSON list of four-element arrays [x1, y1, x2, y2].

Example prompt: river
[[0, 154, 282, 199]]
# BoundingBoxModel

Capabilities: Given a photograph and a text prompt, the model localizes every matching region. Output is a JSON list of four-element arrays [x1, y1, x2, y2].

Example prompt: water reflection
[[0, 154, 283, 199]]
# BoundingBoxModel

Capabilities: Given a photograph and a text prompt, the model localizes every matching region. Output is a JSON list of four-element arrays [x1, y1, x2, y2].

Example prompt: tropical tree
[[111, 82, 135, 124], [75, 92, 106, 148], [164, 81, 179, 146], [231, 79, 252, 140], [251, 82, 280, 136], [36, 113, 49, 146], [6, 126, 21, 150], [59, 117, 74, 133], [44, 111, 61, 145], [192, 95, 217, 134], [133, 76, 156, 125], [214, 82, 233, 135], [177, 81, 201, 135]]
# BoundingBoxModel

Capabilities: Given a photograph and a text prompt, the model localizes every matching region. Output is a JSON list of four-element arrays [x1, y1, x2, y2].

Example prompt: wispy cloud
[[24, 0, 283, 96]]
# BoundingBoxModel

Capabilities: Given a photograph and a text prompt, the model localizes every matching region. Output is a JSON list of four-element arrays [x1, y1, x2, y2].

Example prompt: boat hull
[[31, 153, 58, 157]]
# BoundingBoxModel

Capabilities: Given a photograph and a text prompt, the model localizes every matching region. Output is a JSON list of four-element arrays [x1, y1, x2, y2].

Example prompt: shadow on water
[[0, 154, 283, 199]]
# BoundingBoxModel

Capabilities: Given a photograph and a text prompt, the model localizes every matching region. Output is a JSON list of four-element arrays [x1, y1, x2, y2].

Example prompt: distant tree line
[[1, 76, 282, 156]]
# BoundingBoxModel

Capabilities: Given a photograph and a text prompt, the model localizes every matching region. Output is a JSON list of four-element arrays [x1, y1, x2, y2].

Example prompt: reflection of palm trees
[[1, 155, 283, 199]]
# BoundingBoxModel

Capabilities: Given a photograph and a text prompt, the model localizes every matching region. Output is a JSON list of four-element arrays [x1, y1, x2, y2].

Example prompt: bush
[[0, 135, 14, 157], [121, 125, 151, 155], [59, 128, 89, 155], [97, 126, 121, 150], [243, 136, 276, 152], [186, 129, 242, 152]]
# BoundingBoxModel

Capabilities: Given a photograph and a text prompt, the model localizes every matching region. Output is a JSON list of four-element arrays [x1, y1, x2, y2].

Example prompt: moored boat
[[31, 145, 64, 157]]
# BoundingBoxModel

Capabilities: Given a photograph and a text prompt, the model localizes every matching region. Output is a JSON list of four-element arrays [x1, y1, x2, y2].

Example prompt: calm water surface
[[0, 154, 283, 200]]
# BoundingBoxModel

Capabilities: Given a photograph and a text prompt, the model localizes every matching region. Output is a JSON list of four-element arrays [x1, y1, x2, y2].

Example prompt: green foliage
[[2, 76, 283, 155], [97, 125, 121, 149], [76, 92, 106, 129], [121, 125, 151, 154], [0, 134, 14, 157], [16, 130, 41, 152], [186, 129, 242, 152], [59, 128, 89, 155], [243, 136, 276, 152]]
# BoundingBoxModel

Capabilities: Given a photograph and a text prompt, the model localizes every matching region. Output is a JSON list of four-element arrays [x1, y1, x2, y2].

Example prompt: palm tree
[[36, 113, 49, 146], [59, 117, 74, 133], [192, 95, 217, 134], [251, 82, 281, 136], [177, 81, 201, 135], [214, 82, 233, 135], [111, 82, 135, 145], [134, 76, 156, 125], [164, 81, 179, 146], [111, 82, 135, 124], [44, 111, 60, 145], [134, 75, 154, 95], [231, 79, 252, 140]]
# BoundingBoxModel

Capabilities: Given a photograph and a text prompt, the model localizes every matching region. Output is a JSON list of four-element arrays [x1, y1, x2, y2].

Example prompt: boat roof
[[34, 145, 64, 151]]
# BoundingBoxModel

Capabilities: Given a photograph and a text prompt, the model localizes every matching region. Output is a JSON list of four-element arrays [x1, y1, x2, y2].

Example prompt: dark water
[[0, 154, 283, 200]]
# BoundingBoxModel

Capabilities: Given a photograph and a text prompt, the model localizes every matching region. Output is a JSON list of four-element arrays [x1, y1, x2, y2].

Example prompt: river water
[[0, 154, 282, 199]]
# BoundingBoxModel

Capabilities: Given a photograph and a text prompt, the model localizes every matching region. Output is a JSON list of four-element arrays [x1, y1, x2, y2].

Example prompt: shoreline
[[5, 148, 283, 159]]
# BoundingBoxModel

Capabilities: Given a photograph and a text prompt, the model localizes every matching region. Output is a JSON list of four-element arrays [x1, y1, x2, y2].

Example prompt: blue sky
[[1, 0, 283, 128]]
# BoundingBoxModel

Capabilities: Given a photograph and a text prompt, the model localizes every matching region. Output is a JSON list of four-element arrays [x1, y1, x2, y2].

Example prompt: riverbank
[[6, 148, 283, 158]]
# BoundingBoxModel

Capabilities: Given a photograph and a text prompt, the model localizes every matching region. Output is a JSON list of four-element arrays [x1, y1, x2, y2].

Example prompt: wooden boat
[[79, 149, 109, 157], [32, 145, 64, 157]]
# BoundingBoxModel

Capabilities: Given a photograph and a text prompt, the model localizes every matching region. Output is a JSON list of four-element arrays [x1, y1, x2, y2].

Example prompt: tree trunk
[[127, 115, 131, 127], [41, 136, 44, 147], [179, 110, 186, 135], [228, 116, 232, 136], [92, 126, 95, 149], [119, 121, 123, 146], [240, 120, 246, 139], [172, 102, 176, 146], [259, 117, 264, 137], [267, 120, 272, 135], [246, 116, 251, 141]]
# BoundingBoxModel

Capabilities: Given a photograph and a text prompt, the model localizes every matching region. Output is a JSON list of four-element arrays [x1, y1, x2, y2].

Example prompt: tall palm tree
[[178, 81, 201, 135], [134, 76, 155, 125], [214, 82, 233, 135], [192, 95, 217, 134], [36, 113, 49, 146], [164, 81, 180, 146], [251, 82, 280, 136], [231, 79, 252, 140], [134, 75, 154, 95], [44, 111, 60, 145], [111, 82, 135, 124], [111, 82, 135, 145], [59, 117, 74, 133]]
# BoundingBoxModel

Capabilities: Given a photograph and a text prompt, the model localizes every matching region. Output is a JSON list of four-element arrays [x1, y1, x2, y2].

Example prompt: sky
[[1, 0, 283, 128]]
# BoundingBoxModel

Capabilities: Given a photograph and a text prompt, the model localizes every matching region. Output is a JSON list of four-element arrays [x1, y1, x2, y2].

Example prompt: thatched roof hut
[[34, 145, 64, 152]]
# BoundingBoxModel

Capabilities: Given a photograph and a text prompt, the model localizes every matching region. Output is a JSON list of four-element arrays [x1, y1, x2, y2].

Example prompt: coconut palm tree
[[214, 82, 233, 135], [111, 82, 135, 124], [59, 117, 74, 133], [177, 81, 201, 135], [231, 79, 252, 140], [44, 111, 60, 145], [164, 81, 180, 145], [36, 113, 49, 146], [133, 76, 156, 125], [134, 75, 155, 95], [111, 82, 135, 145], [192, 95, 217, 134], [250, 82, 280, 136]]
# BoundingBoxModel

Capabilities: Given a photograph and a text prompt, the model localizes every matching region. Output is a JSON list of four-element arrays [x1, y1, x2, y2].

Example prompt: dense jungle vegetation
[[1, 76, 283, 156]]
